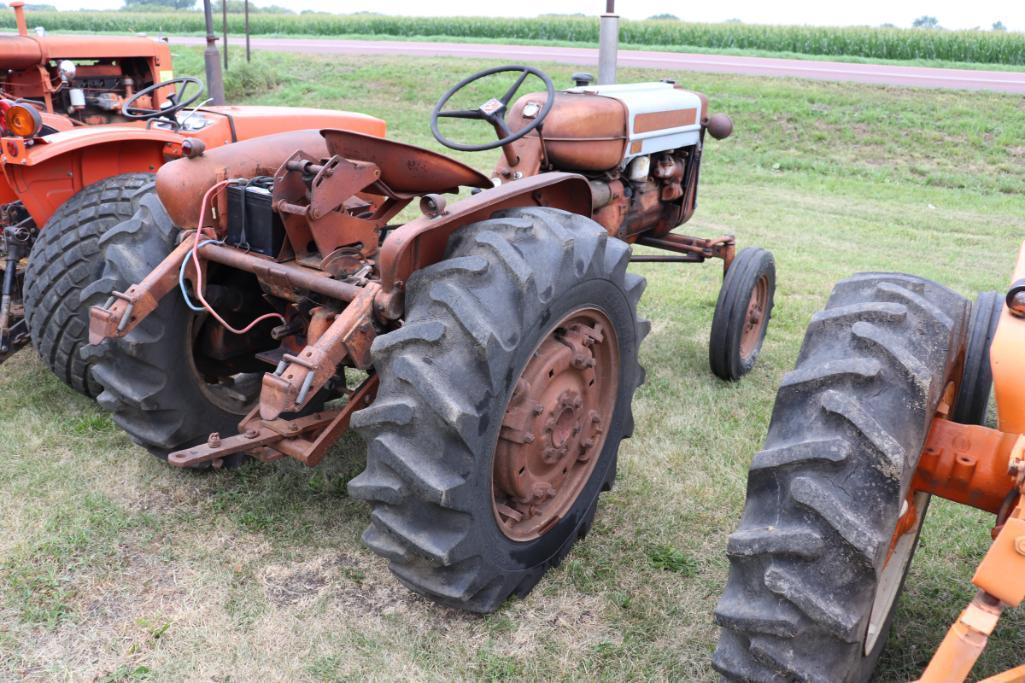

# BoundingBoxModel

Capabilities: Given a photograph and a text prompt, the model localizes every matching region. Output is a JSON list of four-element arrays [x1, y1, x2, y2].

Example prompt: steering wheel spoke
[[430, 65, 555, 154], [500, 69, 531, 106], [437, 108, 485, 120]]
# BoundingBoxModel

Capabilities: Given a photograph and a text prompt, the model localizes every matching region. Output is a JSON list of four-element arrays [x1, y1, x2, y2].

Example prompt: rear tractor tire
[[709, 247, 776, 381], [349, 207, 649, 613], [713, 273, 968, 682], [23, 173, 155, 397], [84, 192, 266, 466]]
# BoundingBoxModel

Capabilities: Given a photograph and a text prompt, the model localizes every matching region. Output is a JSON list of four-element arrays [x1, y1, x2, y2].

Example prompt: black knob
[[572, 72, 595, 87]]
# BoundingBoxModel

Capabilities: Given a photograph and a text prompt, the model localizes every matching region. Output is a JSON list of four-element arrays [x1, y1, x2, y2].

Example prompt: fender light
[[4, 103, 42, 138]]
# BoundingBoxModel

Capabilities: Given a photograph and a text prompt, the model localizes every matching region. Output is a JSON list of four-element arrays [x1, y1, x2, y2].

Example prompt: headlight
[[4, 104, 42, 138]]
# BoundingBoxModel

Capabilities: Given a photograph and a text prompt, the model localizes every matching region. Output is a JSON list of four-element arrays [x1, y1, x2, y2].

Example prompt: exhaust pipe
[[202, 0, 226, 105], [598, 0, 618, 85]]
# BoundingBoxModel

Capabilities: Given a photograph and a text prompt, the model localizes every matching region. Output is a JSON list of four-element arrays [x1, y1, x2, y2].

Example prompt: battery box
[[226, 177, 285, 258]]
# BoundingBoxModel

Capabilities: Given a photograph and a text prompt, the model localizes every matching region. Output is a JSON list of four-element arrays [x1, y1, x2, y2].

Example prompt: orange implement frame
[[913, 242, 1025, 683]]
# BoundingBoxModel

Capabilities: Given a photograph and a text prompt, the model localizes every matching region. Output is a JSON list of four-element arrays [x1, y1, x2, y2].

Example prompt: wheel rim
[[491, 308, 620, 542], [739, 275, 769, 361], [187, 314, 261, 415], [864, 490, 928, 654]]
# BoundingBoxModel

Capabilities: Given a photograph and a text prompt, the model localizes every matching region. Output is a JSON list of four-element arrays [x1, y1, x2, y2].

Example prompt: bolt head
[[1015, 536, 1025, 556]]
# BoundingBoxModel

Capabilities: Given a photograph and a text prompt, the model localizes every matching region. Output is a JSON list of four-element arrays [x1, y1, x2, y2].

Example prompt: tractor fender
[[155, 129, 331, 229], [2, 126, 180, 226], [376, 172, 594, 317]]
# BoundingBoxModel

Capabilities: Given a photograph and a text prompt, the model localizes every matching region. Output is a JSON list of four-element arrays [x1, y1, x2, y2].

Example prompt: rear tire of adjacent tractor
[[951, 291, 1002, 426], [83, 192, 261, 467], [709, 247, 776, 381], [23, 172, 155, 397], [713, 273, 968, 682], [349, 207, 648, 613]]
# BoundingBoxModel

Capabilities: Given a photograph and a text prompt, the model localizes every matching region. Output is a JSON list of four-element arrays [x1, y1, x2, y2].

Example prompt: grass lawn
[[1, 49, 1023, 681]]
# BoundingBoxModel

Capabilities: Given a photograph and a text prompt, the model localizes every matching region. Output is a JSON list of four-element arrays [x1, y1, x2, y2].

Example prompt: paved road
[[175, 36, 1025, 94]]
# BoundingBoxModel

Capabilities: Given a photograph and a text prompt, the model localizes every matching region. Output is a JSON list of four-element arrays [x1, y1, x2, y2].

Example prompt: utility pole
[[245, 0, 251, 63], [598, 0, 619, 84], [222, 0, 229, 70], [202, 0, 225, 104]]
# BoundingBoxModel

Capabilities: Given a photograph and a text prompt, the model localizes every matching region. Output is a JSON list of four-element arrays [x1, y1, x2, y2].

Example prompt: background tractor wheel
[[84, 192, 265, 466], [709, 247, 776, 381], [713, 273, 968, 682], [951, 290, 1002, 426], [23, 172, 154, 397], [349, 207, 649, 613]]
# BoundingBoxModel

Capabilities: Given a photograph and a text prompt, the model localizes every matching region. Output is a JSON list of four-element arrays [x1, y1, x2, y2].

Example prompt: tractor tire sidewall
[[709, 247, 776, 381], [952, 290, 1002, 425], [474, 277, 639, 569], [85, 193, 252, 465], [23, 172, 155, 396]]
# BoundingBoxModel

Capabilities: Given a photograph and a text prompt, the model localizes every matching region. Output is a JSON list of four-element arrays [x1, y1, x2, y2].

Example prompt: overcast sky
[[48, 1, 1025, 31]]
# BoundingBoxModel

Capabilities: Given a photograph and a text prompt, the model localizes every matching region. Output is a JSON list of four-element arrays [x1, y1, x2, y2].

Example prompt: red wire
[[188, 180, 286, 335]]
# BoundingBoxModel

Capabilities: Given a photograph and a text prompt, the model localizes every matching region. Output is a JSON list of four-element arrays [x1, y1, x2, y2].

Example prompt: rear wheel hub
[[492, 308, 619, 541]]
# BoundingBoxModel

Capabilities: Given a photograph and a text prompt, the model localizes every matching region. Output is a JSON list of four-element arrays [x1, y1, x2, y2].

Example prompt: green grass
[[4, 11, 1025, 65], [0, 48, 1023, 681]]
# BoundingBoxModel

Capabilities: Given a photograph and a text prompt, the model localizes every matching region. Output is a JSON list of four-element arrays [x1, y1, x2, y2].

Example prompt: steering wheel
[[122, 76, 204, 121], [431, 65, 556, 152]]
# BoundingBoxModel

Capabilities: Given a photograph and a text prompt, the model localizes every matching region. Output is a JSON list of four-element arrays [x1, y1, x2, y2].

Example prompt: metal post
[[598, 0, 619, 85], [203, 0, 225, 104], [222, 0, 229, 70], [244, 0, 251, 63]]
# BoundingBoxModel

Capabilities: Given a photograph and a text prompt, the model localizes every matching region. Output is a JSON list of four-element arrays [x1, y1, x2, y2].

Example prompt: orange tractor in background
[[0, 1, 383, 396], [715, 244, 1025, 681], [85, 65, 775, 612]]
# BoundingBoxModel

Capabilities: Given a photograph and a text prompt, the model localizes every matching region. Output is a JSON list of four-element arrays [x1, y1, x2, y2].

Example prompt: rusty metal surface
[[168, 373, 378, 468], [376, 172, 592, 302], [635, 232, 735, 262], [492, 309, 618, 541], [88, 235, 196, 344], [155, 130, 332, 229], [739, 274, 770, 361], [634, 108, 697, 133], [321, 129, 491, 195], [508, 91, 628, 173], [259, 284, 377, 421]]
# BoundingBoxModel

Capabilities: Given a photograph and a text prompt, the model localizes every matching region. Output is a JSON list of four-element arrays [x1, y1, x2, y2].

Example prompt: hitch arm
[[88, 235, 198, 344], [259, 283, 378, 420]]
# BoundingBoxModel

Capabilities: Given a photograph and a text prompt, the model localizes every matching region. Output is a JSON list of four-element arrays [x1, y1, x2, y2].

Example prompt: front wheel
[[714, 273, 968, 681], [349, 207, 649, 613], [709, 247, 776, 381]]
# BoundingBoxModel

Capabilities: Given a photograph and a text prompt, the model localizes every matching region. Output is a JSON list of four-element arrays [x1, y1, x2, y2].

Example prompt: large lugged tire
[[83, 193, 260, 464], [349, 207, 649, 613], [24, 173, 155, 396], [951, 291, 1002, 426], [714, 273, 968, 682]]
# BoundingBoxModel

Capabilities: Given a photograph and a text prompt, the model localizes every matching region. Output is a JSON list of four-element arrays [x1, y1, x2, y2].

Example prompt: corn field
[[4, 12, 1024, 65]]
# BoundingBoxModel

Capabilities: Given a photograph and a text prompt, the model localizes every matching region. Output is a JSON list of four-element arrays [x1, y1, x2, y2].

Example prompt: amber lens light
[[5, 104, 42, 138]]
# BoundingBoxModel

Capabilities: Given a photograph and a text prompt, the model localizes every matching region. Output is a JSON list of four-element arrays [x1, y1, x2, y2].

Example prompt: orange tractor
[[0, 1, 382, 396], [715, 244, 1025, 681], [86, 65, 775, 611]]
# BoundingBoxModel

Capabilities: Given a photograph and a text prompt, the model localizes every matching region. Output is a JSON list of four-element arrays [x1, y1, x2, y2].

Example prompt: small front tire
[[709, 247, 776, 381]]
